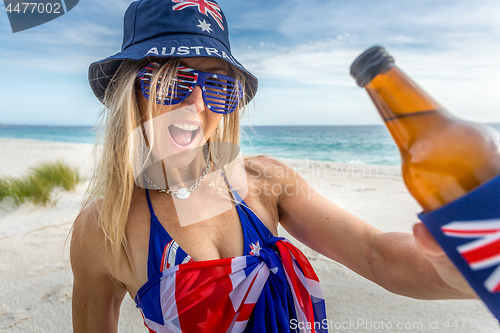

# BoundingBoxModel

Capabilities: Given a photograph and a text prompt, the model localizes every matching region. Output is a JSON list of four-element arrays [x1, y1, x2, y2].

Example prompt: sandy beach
[[0, 138, 499, 333]]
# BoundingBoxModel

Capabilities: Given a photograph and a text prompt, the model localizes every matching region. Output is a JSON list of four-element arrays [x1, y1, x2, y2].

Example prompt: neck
[[143, 146, 212, 193], [163, 148, 210, 190]]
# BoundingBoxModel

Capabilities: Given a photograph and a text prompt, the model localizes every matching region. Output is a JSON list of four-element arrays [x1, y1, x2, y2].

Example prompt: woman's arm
[[251, 157, 477, 300], [70, 202, 128, 333]]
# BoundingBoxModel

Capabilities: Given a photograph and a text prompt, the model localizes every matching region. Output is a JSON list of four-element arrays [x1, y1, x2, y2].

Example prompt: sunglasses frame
[[136, 62, 243, 114]]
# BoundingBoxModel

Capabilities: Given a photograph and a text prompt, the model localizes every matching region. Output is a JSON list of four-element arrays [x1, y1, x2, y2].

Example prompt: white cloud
[[236, 35, 357, 86]]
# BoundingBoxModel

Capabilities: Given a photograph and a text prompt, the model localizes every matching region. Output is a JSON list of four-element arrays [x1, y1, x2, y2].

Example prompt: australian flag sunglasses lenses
[[136, 63, 243, 114]]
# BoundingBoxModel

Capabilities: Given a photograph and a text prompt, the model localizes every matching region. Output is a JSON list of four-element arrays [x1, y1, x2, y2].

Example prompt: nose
[[182, 85, 205, 113]]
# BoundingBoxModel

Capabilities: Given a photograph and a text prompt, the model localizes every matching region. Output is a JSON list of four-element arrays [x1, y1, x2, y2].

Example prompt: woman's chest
[[122, 189, 278, 298]]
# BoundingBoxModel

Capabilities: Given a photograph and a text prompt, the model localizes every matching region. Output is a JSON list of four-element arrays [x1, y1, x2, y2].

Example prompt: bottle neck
[[365, 64, 445, 121], [365, 64, 455, 152], [353, 48, 500, 212]]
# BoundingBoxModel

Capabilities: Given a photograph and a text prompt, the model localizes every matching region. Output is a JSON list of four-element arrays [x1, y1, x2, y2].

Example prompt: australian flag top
[[135, 185, 328, 333], [135, 236, 329, 333]]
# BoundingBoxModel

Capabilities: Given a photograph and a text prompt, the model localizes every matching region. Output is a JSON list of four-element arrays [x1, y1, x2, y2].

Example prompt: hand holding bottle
[[414, 222, 479, 299], [350, 46, 500, 320]]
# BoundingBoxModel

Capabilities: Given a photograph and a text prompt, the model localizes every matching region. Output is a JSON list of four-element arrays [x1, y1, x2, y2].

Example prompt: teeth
[[172, 123, 199, 131]]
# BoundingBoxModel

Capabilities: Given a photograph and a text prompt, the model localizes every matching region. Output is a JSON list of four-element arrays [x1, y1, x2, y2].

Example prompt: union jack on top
[[172, 0, 224, 30]]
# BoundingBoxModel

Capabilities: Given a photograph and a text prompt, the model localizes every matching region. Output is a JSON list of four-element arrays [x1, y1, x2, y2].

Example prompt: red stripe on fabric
[[279, 240, 320, 281], [276, 241, 316, 330], [160, 242, 170, 272], [233, 270, 259, 323], [173, 3, 191, 10], [442, 228, 500, 234], [461, 238, 500, 264], [237, 303, 256, 322]]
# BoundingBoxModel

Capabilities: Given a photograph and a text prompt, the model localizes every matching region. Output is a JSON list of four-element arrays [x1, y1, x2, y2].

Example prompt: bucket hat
[[88, 0, 258, 105]]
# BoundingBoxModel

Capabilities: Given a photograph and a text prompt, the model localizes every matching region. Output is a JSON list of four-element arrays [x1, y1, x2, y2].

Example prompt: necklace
[[142, 155, 211, 199]]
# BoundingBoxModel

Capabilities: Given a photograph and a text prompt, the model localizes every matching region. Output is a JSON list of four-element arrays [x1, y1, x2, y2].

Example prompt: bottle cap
[[350, 46, 395, 87]]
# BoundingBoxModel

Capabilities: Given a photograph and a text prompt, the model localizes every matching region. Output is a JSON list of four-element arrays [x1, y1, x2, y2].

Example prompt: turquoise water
[[241, 125, 400, 165], [0, 126, 97, 144], [2, 124, 500, 166]]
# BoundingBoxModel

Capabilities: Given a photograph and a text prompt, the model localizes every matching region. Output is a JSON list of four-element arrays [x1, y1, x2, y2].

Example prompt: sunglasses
[[136, 62, 243, 114]]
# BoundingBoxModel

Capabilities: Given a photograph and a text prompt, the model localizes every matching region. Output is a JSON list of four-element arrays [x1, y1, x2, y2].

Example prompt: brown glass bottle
[[350, 46, 500, 212]]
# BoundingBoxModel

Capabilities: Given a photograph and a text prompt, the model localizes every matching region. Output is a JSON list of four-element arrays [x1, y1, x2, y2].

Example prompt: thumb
[[413, 222, 444, 257]]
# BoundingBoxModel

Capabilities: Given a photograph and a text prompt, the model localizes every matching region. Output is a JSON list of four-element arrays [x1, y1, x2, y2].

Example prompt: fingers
[[413, 222, 444, 256]]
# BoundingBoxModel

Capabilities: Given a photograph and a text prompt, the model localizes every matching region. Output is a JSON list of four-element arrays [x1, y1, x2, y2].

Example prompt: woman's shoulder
[[71, 199, 105, 251], [243, 155, 292, 175], [241, 155, 302, 207], [243, 155, 298, 184], [70, 198, 114, 279], [238, 156, 291, 234]]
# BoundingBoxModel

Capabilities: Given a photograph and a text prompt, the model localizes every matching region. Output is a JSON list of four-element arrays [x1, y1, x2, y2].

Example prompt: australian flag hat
[[88, 0, 258, 105]]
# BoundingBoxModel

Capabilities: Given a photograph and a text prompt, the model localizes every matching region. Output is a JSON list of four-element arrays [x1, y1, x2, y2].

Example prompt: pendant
[[175, 188, 190, 199]]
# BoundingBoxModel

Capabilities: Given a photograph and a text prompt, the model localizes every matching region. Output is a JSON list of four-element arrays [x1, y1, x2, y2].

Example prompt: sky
[[0, 0, 499, 126]]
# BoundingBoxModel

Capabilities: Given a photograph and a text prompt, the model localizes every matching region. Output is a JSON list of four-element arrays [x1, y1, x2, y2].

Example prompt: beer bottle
[[350, 46, 500, 212], [350, 45, 500, 321]]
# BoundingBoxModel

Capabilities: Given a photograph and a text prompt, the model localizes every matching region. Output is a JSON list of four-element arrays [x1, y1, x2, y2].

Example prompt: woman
[[71, 0, 477, 332]]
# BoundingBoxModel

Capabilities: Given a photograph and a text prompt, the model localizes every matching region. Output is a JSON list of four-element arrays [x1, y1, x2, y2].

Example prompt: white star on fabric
[[212, 74, 218, 78], [202, 86, 206, 91], [197, 19, 212, 33], [249, 241, 261, 257]]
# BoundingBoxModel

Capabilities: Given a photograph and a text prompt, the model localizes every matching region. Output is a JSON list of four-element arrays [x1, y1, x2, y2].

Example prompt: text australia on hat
[[145, 46, 238, 66]]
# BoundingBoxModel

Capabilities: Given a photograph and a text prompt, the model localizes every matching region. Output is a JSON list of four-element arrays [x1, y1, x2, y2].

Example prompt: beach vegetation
[[30, 160, 81, 191], [0, 178, 10, 202], [0, 161, 80, 206]]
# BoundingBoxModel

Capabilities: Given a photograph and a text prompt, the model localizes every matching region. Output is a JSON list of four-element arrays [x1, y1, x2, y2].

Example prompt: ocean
[[1, 124, 500, 166]]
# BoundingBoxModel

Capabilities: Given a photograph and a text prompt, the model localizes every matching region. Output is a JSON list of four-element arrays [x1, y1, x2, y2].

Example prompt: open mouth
[[168, 122, 200, 146]]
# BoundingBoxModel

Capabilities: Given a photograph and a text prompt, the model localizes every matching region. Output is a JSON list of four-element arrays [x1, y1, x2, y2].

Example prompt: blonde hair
[[76, 57, 251, 276]]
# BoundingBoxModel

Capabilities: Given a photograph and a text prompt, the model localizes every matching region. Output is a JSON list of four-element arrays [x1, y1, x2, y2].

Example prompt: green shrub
[[8, 176, 52, 206], [30, 160, 80, 191], [0, 178, 10, 202], [0, 161, 80, 206]]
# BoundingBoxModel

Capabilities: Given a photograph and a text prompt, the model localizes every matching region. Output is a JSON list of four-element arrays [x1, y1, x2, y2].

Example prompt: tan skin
[[71, 57, 478, 333]]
